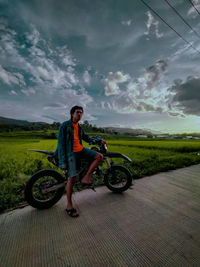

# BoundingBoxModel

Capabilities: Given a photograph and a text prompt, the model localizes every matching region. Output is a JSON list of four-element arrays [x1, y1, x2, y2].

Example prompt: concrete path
[[0, 164, 200, 267]]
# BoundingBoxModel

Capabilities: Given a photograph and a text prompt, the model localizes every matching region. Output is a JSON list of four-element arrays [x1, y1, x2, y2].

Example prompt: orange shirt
[[72, 122, 83, 152]]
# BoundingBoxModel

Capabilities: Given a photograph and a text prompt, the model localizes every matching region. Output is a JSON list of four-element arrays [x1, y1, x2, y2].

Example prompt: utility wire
[[140, 0, 200, 55], [188, 0, 200, 15], [164, 0, 200, 39]]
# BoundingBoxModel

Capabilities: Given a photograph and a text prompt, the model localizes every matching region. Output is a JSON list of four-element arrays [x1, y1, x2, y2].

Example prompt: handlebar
[[89, 136, 107, 154], [89, 136, 102, 145]]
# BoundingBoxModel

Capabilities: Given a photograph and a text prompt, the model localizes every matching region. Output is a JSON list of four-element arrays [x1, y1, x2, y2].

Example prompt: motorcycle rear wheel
[[104, 165, 132, 193], [25, 169, 65, 209]]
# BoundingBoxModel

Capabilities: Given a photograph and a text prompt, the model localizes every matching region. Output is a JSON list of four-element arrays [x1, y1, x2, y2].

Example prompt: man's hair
[[70, 105, 83, 119]]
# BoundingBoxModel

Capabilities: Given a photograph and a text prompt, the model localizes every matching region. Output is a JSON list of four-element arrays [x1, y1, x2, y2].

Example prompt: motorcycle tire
[[25, 169, 65, 209], [104, 165, 132, 193]]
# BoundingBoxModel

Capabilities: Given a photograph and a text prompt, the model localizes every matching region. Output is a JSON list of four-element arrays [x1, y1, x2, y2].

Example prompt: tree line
[[0, 120, 106, 133]]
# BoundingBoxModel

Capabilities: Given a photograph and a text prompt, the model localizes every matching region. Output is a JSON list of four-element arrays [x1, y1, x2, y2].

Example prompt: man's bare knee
[[67, 177, 75, 185], [96, 153, 103, 162]]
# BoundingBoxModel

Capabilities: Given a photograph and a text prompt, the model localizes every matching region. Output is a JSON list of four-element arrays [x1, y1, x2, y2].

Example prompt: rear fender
[[28, 149, 55, 156]]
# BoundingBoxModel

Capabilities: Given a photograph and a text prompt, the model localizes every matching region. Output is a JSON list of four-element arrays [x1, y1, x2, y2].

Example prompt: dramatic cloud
[[121, 19, 132, 26], [104, 71, 130, 96], [0, 23, 79, 92], [187, 0, 200, 18], [168, 76, 200, 116], [57, 45, 76, 67], [26, 25, 40, 46], [144, 11, 164, 39], [0, 21, 93, 122], [9, 90, 18, 95], [21, 88, 36, 96], [1, 0, 200, 132], [0, 65, 22, 85], [104, 60, 171, 113], [83, 70, 91, 85], [104, 60, 198, 118]]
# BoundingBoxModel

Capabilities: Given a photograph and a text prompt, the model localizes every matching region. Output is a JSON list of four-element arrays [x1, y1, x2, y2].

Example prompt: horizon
[[0, 0, 200, 134], [1, 115, 200, 135]]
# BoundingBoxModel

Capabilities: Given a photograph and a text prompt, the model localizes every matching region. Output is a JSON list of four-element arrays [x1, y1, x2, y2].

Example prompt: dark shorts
[[67, 147, 98, 178]]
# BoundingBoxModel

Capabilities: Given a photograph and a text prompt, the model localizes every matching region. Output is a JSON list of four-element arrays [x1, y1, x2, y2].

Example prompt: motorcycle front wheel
[[104, 165, 132, 193], [25, 169, 65, 209]]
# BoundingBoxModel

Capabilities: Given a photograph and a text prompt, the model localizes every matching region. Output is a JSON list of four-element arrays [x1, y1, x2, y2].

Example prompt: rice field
[[1, 135, 200, 212]]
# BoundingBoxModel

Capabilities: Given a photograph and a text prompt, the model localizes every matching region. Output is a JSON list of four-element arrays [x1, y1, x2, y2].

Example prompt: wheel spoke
[[108, 169, 128, 188], [104, 165, 132, 193], [32, 176, 58, 202]]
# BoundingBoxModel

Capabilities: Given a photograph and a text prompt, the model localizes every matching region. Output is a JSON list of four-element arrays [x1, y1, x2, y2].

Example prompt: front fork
[[105, 157, 113, 168]]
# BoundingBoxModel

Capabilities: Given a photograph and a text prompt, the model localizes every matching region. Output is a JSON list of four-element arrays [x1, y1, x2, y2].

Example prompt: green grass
[[108, 139, 200, 152], [1, 134, 200, 212]]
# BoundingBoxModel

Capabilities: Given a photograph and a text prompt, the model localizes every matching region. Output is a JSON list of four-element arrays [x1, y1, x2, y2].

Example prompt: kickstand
[[90, 185, 96, 192]]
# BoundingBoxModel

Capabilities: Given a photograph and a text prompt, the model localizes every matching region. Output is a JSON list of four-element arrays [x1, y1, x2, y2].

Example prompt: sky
[[0, 0, 200, 133]]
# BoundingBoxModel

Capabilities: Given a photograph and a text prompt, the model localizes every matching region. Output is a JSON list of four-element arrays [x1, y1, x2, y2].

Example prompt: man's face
[[72, 109, 83, 122]]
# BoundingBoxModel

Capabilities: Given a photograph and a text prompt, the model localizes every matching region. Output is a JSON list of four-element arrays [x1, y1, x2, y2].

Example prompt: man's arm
[[81, 128, 106, 145], [81, 128, 93, 143]]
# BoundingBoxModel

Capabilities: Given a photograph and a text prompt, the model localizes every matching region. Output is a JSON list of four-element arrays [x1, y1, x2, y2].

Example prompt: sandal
[[66, 208, 79, 217]]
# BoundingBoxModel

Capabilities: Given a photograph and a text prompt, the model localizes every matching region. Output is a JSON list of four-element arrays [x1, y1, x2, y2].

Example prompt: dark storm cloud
[[169, 76, 200, 115]]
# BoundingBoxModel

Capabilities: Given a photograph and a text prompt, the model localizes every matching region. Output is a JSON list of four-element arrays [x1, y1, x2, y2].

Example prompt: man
[[55, 106, 106, 217]]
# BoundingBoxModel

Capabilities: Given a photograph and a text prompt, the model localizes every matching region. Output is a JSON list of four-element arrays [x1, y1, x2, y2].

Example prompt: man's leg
[[81, 153, 103, 184], [66, 177, 79, 216]]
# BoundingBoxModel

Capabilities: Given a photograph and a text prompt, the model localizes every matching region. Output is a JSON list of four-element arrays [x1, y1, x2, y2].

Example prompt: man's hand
[[101, 140, 107, 145]]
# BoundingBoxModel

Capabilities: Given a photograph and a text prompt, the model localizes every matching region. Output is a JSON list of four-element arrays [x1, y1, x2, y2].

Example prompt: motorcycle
[[24, 138, 133, 209]]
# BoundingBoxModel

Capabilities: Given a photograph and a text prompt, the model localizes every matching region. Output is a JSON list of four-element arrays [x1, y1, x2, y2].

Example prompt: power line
[[140, 0, 200, 55], [188, 0, 200, 16], [164, 0, 200, 39]]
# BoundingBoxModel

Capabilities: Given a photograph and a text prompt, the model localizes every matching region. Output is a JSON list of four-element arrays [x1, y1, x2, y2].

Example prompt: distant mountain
[[0, 116, 48, 127], [0, 116, 31, 126], [0, 116, 160, 135], [104, 127, 156, 135]]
